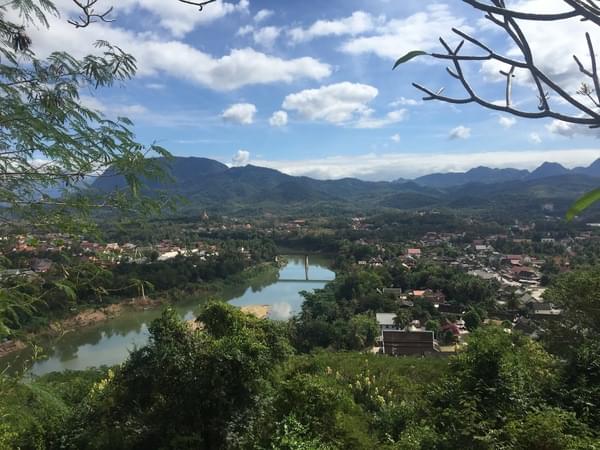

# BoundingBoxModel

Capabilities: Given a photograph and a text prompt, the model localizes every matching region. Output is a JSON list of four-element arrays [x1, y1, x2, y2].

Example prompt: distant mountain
[[415, 166, 529, 188], [91, 157, 600, 216], [413, 159, 599, 188], [527, 162, 569, 180], [574, 158, 600, 178], [93, 157, 438, 209]]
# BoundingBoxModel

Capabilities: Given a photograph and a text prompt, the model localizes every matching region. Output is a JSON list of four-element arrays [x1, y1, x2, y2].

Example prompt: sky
[[23, 0, 600, 180]]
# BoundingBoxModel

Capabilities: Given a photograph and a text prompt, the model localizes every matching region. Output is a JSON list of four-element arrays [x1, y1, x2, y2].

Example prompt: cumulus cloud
[[355, 109, 408, 129], [529, 132, 542, 144], [391, 134, 401, 143], [80, 95, 148, 117], [269, 110, 288, 127], [24, 10, 331, 92], [254, 9, 274, 23], [232, 150, 251, 166], [449, 126, 471, 140], [546, 120, 600, 138], [282, 82, 378, 125], [94, 0, 249, 37], [288, 11, 374, 43], [222, 103, 257, 125], [390, 97, 421, 107], [341, 4, 472, 60], [498, 116, 517, 128], [252, 149, 600, 181], [256, 26, 282, 47]]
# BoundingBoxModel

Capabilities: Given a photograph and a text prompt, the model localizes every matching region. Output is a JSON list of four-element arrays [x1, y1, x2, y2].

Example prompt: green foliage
[[425, 327, 566, 449], [567, 188, 600, 221], [0, 0, 172, 337], [463, 309, 481, 331], [504, 407, 600, 449], [0, 368, 106, 449], [270, 416, 334, 450], [393, 50, 428, 69], [558, 339, 600, 430], [63, 303, 291, 449]]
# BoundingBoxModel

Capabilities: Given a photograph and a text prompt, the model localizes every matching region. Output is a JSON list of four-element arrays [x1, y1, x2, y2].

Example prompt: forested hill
[[413, 159, 600, 188], [92, 157, 600, 216]]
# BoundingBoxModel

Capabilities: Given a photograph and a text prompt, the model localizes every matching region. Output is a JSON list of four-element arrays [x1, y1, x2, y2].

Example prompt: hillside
[[92, 157, 600, 216], [413, 159, 599, 187]]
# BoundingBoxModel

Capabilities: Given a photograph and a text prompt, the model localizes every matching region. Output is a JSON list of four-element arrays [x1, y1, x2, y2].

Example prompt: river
[[3, 255, 334, 376]]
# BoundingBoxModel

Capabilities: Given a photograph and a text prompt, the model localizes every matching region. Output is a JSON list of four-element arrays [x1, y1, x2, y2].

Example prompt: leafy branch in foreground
[[0, 0, 172, 337], [394, 0, 600, 219]]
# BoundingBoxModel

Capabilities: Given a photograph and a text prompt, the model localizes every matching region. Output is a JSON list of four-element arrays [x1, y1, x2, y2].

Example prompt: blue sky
[[29, 0, 600, 179]]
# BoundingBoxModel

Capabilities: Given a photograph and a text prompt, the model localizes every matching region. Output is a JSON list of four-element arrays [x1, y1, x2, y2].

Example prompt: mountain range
[[92, 157, 600, 216], [412, 160, 600, 188]]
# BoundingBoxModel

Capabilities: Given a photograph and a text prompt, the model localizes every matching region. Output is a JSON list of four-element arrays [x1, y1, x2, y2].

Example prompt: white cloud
[[145, 83, 166, 90], [252, 26, 282, 48], [79, 95, 147, 117], [391, 134, 401, 143], [121, 0, 248, 37], [252, 149, 600, 181], [390, 97, 421, 107], [341, 4, 472, 60], [529, 132, 542, 144], [237, 24, 282, 47], [289, 11, 374, 43], [282, 82, 379, 125], [237, 25, 253, 36], [254, 9, 274, 23], [269, 110, 288, 127], [222, 103, 257, 125], [498, 116, 517, 128], [232, 150, 251, 166], [355, 109, 408, 129], [25, 12, 331, 92], [547, 120, 600, 138], [449, 125, 471, 140]]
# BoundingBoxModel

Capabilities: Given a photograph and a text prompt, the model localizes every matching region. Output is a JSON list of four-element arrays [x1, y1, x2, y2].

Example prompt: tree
[[463, 308, 482, 331], [0, 0, 175, 336], [393, 310, 411, 329], [65, 304, 291, 449], [394, 1, 600, 218]]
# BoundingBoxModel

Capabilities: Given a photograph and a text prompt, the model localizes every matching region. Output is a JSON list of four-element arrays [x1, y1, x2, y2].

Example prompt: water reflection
[[2, 255, 334, 376], [270, 303, 293, 321]]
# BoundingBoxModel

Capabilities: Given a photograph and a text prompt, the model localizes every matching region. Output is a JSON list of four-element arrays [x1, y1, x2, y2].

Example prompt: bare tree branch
[[177, 0, 217, 10], [68, 0, 114, 28], [406, 0, 600, 128]]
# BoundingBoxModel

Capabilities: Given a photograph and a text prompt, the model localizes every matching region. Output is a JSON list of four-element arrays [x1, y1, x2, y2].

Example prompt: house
[[510, 266, 538, 280], [382, 287, 403, 298], [410, 289, 446, 304], [530, 303, 563, 318], [376, 313, 398, 333], [514, 318, 538, 337], [406, 248, 422, 258], [381, 330, 440, 356]]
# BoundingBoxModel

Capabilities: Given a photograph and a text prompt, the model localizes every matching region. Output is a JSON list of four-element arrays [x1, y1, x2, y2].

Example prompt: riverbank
[[240, 305, 271, 319], [0, 262, 280, 359], [0, 297, 162, 358]]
